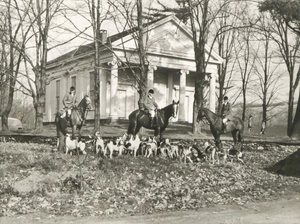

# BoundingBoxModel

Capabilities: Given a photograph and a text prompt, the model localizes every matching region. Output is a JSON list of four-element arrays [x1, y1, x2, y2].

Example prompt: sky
[[48, 0, 179, 61]]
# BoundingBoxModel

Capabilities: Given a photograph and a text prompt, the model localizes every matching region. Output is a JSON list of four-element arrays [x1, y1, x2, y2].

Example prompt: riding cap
[[148, 89, 154, 94], [70, 86, 75, 91], [224, 96, 228, 100]]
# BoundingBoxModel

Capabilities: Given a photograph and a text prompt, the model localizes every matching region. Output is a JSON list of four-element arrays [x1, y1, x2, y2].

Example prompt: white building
[[45, 15, 223, 123]]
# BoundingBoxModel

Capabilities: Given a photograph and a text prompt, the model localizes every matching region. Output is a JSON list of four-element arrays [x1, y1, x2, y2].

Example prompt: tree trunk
[[287, 84, 295, 136], [136, 0, 148, 110], [242, 88, 246, 121], [192, 45, 206, 134], [94, 29, 101, 130], [290, 67, 300, 138], [1, 112, 9, 131], [34, 99, 45, 130]]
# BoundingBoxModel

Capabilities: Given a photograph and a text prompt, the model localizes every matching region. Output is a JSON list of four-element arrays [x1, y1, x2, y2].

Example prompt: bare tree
[[88, 0, 107, 130], [183, 0, 240, 133], [212, 2, 241, 114], [234, 26, 258, 121], [107, 0, 151, 109], [251, 14, 284, 125], [0, 0, 30, 131], [17, 0, 80, 130], [260, 0, 300, 136]]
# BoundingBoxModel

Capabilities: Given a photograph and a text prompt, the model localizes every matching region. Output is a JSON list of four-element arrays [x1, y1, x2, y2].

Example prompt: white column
[[178, 69, 189, 122], [108, 58, 119, 121], [147, 64, 157, 90], [167, 73, 173, 104], [209, 73, 217, 113]]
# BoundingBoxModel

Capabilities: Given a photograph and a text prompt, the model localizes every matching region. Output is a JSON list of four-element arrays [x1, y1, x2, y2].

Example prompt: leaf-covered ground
[[0, 141, 300, 218]]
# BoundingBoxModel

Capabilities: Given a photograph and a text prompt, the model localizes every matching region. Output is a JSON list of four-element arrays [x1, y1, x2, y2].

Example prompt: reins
[[72, 98, 91, 123], [201, 108, 220, 127]]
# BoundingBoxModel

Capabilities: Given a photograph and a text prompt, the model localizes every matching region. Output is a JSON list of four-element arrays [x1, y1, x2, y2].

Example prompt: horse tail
[[55, 112, 60, 123], [55, 113, 67, 136], [127, 111, 138, 135], [237, 130, 244, 150]]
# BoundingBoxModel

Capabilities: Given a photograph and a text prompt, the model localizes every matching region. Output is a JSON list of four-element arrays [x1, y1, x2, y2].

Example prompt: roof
[[47, 15, 223, 68], [47, 16, 167, 66]]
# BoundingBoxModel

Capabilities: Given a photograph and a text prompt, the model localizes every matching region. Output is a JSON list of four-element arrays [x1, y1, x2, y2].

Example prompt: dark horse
[[127, 100, 179, 140], [197, 107, 244, 158], [55, 95, 91, 148]]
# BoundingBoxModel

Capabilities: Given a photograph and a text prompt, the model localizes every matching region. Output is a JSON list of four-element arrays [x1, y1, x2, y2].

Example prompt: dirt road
[[1, 194, 300, 224]]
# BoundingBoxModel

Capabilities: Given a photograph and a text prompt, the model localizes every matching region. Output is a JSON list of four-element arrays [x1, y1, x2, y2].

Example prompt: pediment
[[112, 15, 223, 64]]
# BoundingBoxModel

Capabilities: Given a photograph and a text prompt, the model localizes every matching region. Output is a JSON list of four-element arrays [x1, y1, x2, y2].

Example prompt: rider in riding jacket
[[62, 86, 77, 124], [144, 89, 159, 127], [221, 96, 232, 133]]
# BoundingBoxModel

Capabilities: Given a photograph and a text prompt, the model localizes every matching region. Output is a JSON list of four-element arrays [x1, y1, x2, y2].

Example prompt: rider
[[221, 96, 232, 133], [144, 89, 159, 127], [62, 86, 77, 124]]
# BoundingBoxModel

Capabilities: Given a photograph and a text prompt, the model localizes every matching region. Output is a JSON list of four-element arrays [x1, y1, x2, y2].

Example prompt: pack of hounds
[[61, 131, 244, 164]]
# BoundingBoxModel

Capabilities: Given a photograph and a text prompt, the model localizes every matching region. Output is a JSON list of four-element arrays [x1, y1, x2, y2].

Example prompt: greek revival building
[[45, 15, 223, 123]]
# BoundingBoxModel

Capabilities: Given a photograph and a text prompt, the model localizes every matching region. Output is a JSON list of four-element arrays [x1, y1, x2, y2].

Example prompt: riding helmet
[[149, 89, 154, 94]]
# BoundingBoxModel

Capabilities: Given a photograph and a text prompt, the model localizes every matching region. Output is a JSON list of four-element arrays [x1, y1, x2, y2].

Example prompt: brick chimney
[[99, 30, 107, 43]]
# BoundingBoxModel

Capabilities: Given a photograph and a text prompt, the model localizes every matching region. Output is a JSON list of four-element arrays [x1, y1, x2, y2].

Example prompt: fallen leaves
[[0, 142, 300, 218]]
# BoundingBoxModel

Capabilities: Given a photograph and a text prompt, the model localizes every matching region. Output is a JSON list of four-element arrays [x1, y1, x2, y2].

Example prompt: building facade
[[45, 15, 223, 123]]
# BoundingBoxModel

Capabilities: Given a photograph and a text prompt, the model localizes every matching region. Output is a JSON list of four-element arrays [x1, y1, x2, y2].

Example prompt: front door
[[117, 89, 126, 118]]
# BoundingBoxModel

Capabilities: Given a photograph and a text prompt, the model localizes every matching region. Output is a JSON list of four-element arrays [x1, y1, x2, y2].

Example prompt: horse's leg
[[159, 127, 166, 142], [238, 131, 244, 145], [237, 131, 244, 163], [215, 134, 226, 163], [214, 134, 221, 151], [134, 124, 141, 135], [78, 127, 82, 142], [127, 121, 136, 135], [232, 130, 237, 145], [211, 148, 215, 164], [58, 130, 65, 152], [72, 125, 76, 140]]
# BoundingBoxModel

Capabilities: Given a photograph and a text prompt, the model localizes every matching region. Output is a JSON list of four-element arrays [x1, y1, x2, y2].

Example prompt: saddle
[[140, 109, 158, 127]]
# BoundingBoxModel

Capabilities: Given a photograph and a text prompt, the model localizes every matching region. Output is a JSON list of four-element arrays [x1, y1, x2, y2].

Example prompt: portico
[[44, 15, 222, 124]]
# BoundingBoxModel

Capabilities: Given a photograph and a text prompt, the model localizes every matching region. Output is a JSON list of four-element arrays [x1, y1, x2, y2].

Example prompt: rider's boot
[[150, 117, 154, 127], [223, 122, 227, 133], [66, 112, 70, 126]]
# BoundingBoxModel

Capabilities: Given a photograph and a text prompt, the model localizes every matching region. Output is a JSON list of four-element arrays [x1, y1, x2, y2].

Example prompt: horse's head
[[83, 95, 92, 110], [171, 100, 180, 118], [196, 107, 206, 122]]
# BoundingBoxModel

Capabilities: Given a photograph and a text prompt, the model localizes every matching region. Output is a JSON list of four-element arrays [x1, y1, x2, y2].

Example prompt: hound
[[204, 141, 218, 164], [94, 131, 105, 155], [124, 134, 141, 157], [65, 133, 86, 155], [144, 136, 158, 157], [105, 136, 125, 159], [178, 145, 193, 163]]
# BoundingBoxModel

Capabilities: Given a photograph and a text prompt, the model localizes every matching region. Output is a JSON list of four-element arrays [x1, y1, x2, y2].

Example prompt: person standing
[[144, 89, 159, 127], [221, 96, 233, 133], [62, 86, 77, 123], [248, 115, 253, 133], [260, 120, 266, 135]]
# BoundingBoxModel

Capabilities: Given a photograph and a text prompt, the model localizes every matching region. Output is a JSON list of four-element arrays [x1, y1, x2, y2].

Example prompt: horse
[[127, 100, 179, 141], [55, 95, 92, 143], [196, 107, 244, 161], [55, 112, 67, 152]]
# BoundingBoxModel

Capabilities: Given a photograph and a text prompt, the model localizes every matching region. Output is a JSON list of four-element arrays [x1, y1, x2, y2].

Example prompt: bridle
[[172, 103, 179, 118], [74, 95, 92, 122]]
